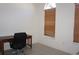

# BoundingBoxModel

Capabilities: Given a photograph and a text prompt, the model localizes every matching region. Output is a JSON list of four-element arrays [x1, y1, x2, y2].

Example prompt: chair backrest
[[14, 32, 27, 48]]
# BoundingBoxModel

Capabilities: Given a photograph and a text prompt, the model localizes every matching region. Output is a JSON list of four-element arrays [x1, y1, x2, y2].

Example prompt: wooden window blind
[[44, 8, 55, 37], [74, 4, 79, 42]]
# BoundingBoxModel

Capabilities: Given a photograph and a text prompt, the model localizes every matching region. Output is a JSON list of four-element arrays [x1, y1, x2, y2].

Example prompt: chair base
[[11, 49, 25, 55]]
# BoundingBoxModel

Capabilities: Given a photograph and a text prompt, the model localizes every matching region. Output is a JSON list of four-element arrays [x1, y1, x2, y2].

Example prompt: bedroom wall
[[0, 3, 38, 50], [35, 3, 79, 54]]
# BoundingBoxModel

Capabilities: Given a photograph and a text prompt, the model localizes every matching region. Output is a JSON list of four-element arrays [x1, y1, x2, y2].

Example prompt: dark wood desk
[[0, 35, 32, 55]]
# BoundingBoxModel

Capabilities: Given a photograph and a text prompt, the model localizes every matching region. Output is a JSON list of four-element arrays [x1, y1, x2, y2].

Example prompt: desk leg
[[30, 36, 32, 48], [0, 42, 4, 55], [28, 36, 32, 48], [27, 36, 32, 48]]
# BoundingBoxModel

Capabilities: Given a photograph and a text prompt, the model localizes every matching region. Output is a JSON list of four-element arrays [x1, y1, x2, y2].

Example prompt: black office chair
[[10, 32, 27, 55]]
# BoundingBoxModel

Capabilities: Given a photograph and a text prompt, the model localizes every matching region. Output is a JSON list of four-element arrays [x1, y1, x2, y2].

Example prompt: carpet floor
[[1, 43, 70, 55]]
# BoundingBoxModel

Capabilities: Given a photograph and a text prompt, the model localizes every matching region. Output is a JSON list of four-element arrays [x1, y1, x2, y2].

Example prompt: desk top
[[0, 36, 13, 40], [0, 35, 32, 41]]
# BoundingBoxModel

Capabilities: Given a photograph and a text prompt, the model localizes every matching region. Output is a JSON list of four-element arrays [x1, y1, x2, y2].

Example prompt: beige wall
[[0, 3, 38, 50], [35, 3, 79, 54]]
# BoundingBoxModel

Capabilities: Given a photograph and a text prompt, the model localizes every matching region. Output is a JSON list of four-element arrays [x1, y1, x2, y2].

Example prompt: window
[[74, 3, 79, 42], [44, 3, 56, 37], [44, 3, 56, 10]]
